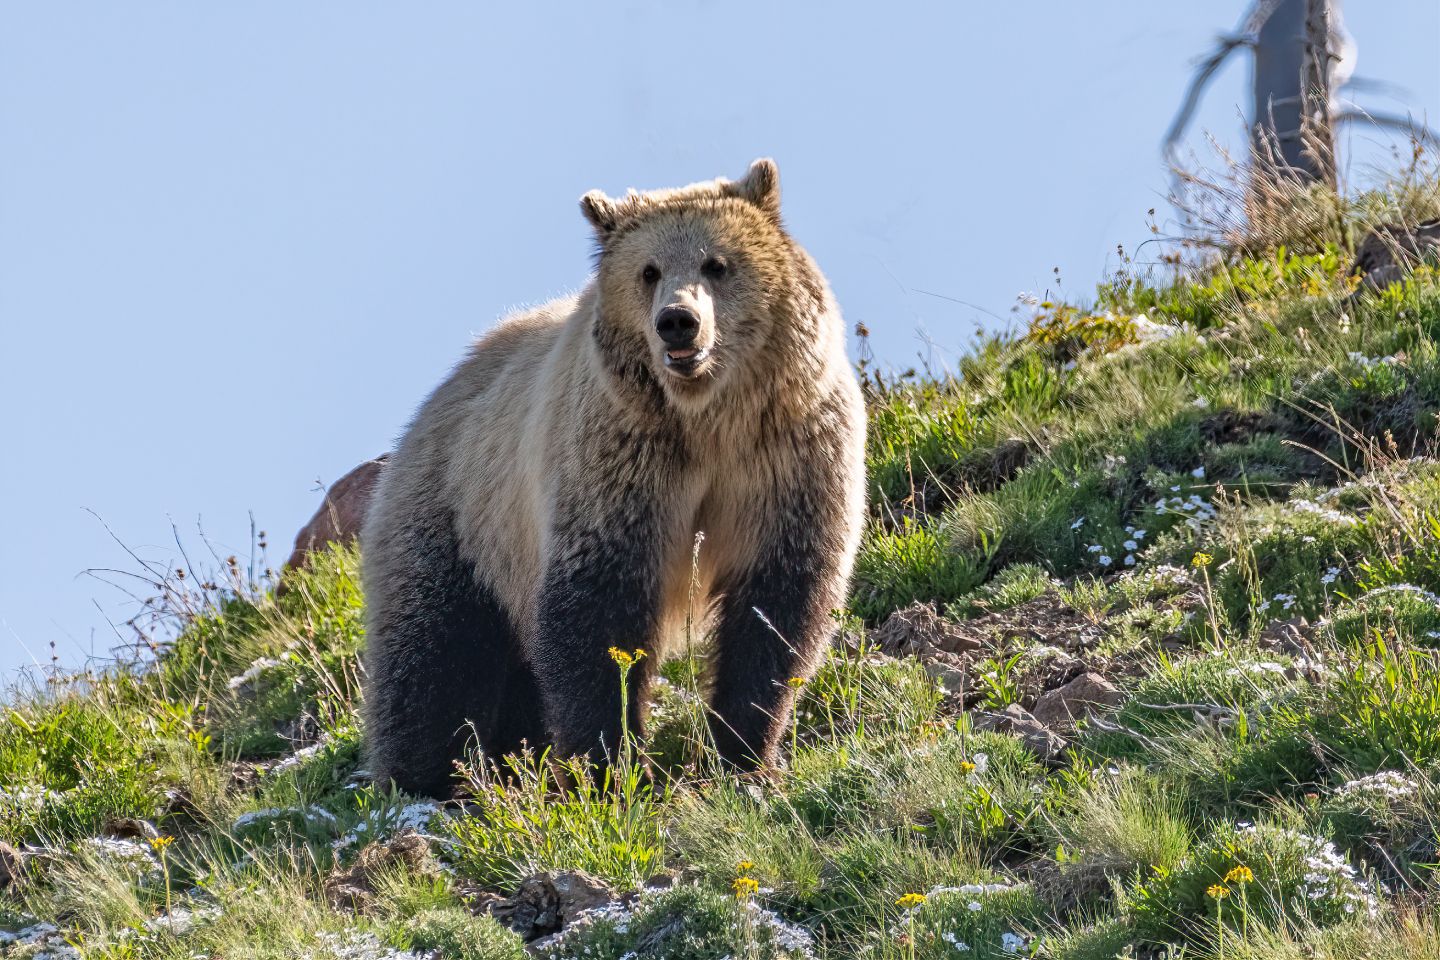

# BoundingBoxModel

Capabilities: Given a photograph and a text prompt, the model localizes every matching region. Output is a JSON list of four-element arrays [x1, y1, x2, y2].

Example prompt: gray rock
[[974, 703, 1068, 762]]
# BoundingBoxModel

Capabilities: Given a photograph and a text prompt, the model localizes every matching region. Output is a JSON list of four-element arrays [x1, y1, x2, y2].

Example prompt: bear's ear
[[580, 190, 620, 239], [735, 158, 781, 220]]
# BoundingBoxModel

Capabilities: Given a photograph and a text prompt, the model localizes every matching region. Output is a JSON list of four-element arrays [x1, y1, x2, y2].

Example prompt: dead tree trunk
[[1301, 0, 1338, 189]]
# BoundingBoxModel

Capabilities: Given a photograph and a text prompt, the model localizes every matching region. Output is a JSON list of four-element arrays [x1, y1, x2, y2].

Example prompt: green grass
[[7, 170, 1440, 959]]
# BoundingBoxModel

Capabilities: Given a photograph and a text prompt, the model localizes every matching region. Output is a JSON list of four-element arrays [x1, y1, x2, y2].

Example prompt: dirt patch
[[871, 584, 1203, 716]]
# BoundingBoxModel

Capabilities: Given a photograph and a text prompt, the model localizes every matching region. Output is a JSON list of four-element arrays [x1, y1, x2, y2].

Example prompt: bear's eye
[[701, 257, 728, 280], [641, 264, 661, 285]]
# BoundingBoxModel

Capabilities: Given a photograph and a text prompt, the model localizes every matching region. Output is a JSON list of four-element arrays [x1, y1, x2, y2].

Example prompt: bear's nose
[[654, 306, 700, 347]]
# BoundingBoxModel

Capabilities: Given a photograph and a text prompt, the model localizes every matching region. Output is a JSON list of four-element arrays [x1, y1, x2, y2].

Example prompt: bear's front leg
[[709, 484, 853, 770], [531, 508, 663, 764]]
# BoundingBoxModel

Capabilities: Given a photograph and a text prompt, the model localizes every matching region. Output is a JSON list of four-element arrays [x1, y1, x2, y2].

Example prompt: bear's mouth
[[663, 346, 712, 378]]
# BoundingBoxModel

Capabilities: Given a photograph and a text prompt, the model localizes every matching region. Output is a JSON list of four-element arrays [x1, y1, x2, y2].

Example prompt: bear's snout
[[654, 305, 701, 348]]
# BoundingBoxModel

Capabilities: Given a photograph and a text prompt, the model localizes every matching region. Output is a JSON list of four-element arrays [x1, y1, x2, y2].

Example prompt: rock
[[1351, 218, 1440, 291], [476, 869, 615, 940], [0, 841, 24, 890], [324, 831, 435, 913], [974, 704, 1068, 763], [642, 872, 676, 891], [102, 817, 160, 840], [1031, 671, 1123, 730], [1257, 615, 1311, 654], [961, 436, 1032, 490], [284, 455, 389, 570], [922, 653, 975, 704], [872, 602, 983, 657]]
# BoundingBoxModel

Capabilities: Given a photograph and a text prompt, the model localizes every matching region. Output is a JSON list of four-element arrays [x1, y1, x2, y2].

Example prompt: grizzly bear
[[361, 159, 866, 796]]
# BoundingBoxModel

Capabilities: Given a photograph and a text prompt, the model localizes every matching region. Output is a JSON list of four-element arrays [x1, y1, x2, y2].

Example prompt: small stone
[[102, 817, 160, 840], [0, 841, 24, 890], [1032, 672, 1123, 729], [974, 704, 1068, 762]]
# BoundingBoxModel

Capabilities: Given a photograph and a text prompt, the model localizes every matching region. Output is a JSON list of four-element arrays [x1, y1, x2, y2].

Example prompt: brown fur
[[361, 160, 866, 796]]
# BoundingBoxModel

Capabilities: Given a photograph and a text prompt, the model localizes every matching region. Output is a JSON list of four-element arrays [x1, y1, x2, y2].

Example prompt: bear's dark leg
[[708, 490, 847, 769], [531, 511, 661, 765], [363, 511, 524, 797], [490, 648, 548, 762]]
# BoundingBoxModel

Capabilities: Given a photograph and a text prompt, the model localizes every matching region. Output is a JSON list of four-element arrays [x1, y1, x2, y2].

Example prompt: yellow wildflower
[[737, 860, 755, 873], [148, 836, 174, 851], [1224, 865, 1254, 885], [959, 761, 977, 774], [1192, 552, 1213, 568], [607, 647, 646, 668], [895, 892, 928, 910], [786, 677, 806, 689], [1207, 884, 1230, 899], [732, 876, 759, 899]]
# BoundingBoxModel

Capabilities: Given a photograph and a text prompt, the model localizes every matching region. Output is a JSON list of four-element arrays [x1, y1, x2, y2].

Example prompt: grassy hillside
[[6, 170, 1440, 959]]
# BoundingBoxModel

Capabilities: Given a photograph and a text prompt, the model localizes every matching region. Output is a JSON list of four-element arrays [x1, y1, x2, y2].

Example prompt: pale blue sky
[[2, 2, 1436, 677]]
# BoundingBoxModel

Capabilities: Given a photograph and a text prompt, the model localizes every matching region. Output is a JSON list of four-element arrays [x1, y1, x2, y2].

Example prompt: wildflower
[[1335, 771, 1419, 802], [733, 876, 759, 899], [1192, 466, 1206, 479], [1123, 539, 1138, 551], [1224, 865, 1254, 884], [1098, 555, 1113, 567], [896, 892, 928, 911], [1124, 554, 1136, 566], [1087, 544, 1103, 553], [1071, 516, 1085, 530], [607, 647, 647, 668], [1321, 566, 1341, 585], [737, 860, 756, 873], [1207, 884, 1230, 899], [1133, 529, 1146, 539], [959, 760, 976, 774], [966, 901, 983, 911], [786, 677, 806, 689], [1191, 552, 1213, 568], [147, 836, 174, 851]]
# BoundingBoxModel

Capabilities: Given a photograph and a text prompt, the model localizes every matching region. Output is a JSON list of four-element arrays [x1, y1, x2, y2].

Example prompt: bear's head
[[581, 159, 807, 408]]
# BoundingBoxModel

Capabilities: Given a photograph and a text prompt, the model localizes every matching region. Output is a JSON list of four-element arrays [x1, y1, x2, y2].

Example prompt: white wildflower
[[1335, 771, 1419, 802], [225, 657, 283, 692], [232, 806, 337, 832]]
